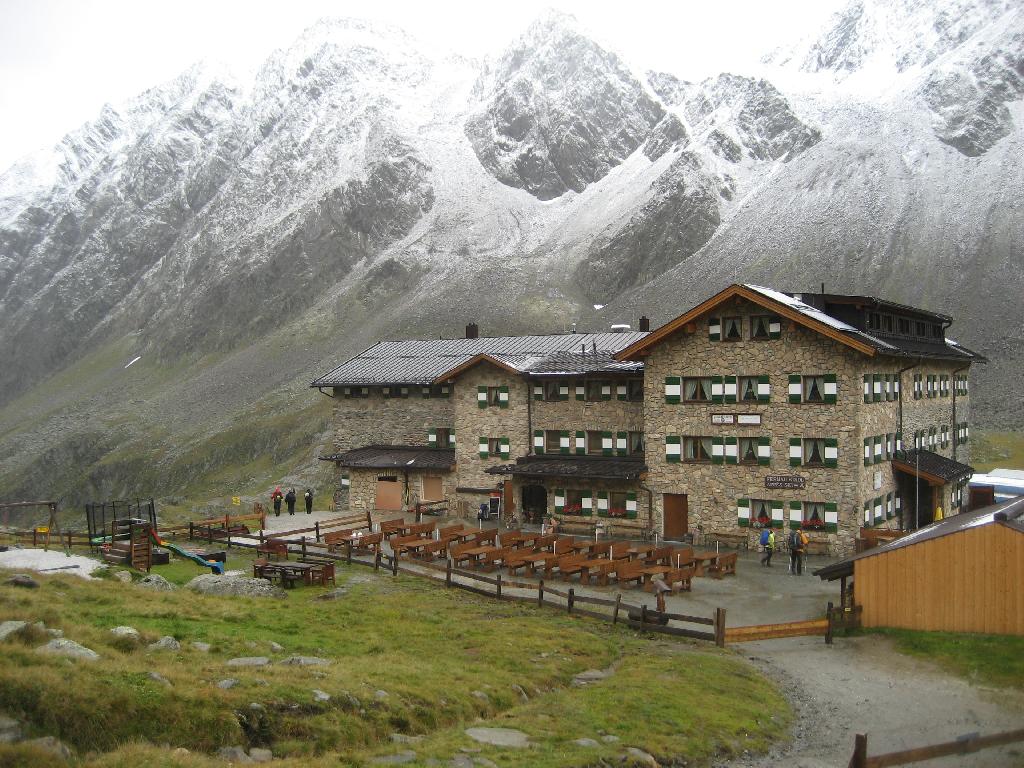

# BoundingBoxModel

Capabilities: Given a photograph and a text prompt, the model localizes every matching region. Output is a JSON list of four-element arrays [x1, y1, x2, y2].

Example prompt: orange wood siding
[[855, 523, 1024, 635]]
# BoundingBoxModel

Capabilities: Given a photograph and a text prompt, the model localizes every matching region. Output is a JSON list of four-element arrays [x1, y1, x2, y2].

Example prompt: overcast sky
[[0, 0, 843, 172]]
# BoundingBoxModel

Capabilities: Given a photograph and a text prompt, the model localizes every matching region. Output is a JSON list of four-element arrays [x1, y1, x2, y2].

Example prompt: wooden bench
[[257, 539, 289, 560], [378, 518, 407, 538], [323, 529, 356, 551], [299, 559, 336, 586], [708, 531, 749, 550], [706, 551, 738, 579], [660, 565, 695, 593]]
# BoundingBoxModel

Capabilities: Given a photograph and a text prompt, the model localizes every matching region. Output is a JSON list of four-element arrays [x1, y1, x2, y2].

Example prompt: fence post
[[714, 607, 727, 648], [392, 554, 398, 576], [446, 559, 452, 587], [301, 537, 307, 560], [374, 550, 381, 571], [496, 574, 502, 600], [567, 587, 575, 615], [849, 734, 868, 768], [641, 604, 647, 629], [826, 601, 834, 645], [315, 521, 321, 542], [613, 594, 622, 624], [347, 541, 353, 565], [537, 579, 544, 608]]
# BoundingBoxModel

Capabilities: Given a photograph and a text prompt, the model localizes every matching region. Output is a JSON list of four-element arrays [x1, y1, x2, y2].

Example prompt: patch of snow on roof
[[743, 284, 858, 332]]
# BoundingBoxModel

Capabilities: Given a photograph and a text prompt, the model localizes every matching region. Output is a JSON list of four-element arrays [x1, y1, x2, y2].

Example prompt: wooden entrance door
[[663, 494, 688, 539], [375, 477, 403, 510]]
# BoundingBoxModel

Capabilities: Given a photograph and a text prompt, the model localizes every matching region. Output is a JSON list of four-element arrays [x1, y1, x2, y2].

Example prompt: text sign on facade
[[711, 413, 762, 425], [711, 414, 735, 424], [765, 475, 806, 490], [737, 414, 762, 425]]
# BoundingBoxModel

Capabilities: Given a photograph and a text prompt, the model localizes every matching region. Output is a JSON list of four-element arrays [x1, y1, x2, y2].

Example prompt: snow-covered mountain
[[0, 1, 1020, 504]]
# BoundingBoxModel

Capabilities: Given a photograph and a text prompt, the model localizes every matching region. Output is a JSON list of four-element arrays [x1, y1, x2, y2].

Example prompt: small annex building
[[815, 496, 1024, 635]]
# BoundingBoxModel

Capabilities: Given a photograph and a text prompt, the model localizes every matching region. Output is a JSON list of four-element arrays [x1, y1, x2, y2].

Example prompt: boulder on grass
[[35, 638, 99, 661], [185, 574, 286, 599]]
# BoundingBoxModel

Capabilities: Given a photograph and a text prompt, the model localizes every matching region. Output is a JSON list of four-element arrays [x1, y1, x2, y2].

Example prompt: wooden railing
[[848, 728, 1024, 767], [724, 601, 862, 645]]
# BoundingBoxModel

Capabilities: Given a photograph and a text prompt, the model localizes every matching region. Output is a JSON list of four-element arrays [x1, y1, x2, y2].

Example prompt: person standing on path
[[759, 527, 771, 566], [271, 486, 283, 517], [285, 488, 297, 515], [304, 488, 313, 515], [790, 528, 807, 575], [762, 529, 775, 567]]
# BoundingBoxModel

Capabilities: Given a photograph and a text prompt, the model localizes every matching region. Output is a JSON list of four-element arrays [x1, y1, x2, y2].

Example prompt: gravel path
[[0, 548, 102, 578], [723, 634, 1024, 768]]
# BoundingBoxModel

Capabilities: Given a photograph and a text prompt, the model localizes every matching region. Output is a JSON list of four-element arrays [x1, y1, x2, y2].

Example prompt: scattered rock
[[371, 751, 417, 764], [24, 736, 73, 760], [192, 641, 212, 653], [185, 574, 286, 599], [573, 668, 612, 686], [217, 745, 253, 763], [113, 571, 132, 583], [226, 657, 270, 667], [374, 689, 390, 700], [313, 689, 331, 702], [601, 734, 620, 743], [0, 620, 28, 642], [248, 747, 273, 763], [341, 691, 361, 709], [110, 626, 140, 640], [464, 727, 530, 748], [249, 703, 265, 712], [147, 636, 181, 652], [148, 671, 172, 687], [317, 587, 348, 600], [574, 737, 600, 747], [217, 679, 238, 690], [278, 655, 329, 666], [390, 733, 423, 744], [136, 574, 175, 591], [473, 758, 498, 768], [33, 621, 62, 638], [0, 714, 22, 743], [625, 746, 658, 766], [173, 747, 190, 757], [268, 641, 284, 652], [511, 683, 529, 702], [470, 690, 489, 703], [4, 574, 39, 589], [449, 756, 474, 768], [35, 638, 99, 661]]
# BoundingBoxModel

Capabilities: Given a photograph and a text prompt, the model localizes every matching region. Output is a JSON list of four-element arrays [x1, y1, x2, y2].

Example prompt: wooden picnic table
[[569, 540, 605, 554], [626, 544, 657, 559], [691, 550, 721, 576], [501, 531, 542, 548], [460, 544, 500, 566], [579, 558, 619, 585], [257, 561, 324, 588], [401, 538, 442, 556]]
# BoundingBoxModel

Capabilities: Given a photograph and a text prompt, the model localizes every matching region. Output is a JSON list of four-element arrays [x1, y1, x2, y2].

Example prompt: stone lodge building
[[312, 284, 983, 555]]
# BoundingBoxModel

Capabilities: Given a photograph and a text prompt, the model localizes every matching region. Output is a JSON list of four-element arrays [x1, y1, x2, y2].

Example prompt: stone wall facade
[[328, 387, 454, 453], [506, 476, 649, 534], [345, 466, 458, 513]]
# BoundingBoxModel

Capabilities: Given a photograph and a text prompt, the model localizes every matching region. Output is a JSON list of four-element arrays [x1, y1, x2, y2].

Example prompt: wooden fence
[[0, 529, 93, 549], [724, 602, 862, 644], [848, 728, 1024, 767]]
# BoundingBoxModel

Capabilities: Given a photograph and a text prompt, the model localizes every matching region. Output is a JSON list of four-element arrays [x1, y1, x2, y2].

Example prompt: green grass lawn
[[971, 430, 1024, 473], [0, 553, 789, 767], [871, 628, 1024, 691]]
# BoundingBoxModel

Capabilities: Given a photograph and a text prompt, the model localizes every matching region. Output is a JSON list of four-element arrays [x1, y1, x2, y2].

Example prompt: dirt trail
[[723, 634, 1024, 768]]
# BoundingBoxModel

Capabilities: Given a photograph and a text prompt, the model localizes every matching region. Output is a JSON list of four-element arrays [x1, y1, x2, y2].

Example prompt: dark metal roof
[[815, 496, 1024, 580], [310, 332, 648, 387], [319, 445, 455, 470], [485, 454, 647, 481], [893, 450, 974, 484]]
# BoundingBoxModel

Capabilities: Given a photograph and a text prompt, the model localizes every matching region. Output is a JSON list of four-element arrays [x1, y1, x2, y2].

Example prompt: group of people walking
[[759, 527, 810, 574], [270, 486, 314, 516]]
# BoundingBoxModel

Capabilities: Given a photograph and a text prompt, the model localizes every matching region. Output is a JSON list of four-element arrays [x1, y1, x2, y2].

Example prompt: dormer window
[[881, 315, 894, 333], [932, 324, 943, 339], [897, 317, 910, 334]]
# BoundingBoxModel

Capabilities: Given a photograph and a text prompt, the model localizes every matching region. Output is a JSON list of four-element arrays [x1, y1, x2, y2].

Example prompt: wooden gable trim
[[891, 459, 947, 487], [430, 353, 521, 384], [614, 284, 877, 360]]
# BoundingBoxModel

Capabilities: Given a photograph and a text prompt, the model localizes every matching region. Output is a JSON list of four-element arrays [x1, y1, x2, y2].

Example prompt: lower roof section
[[892, 449, 974, 486], [319, 445, 455, 471], [485, 454, 647, 481]]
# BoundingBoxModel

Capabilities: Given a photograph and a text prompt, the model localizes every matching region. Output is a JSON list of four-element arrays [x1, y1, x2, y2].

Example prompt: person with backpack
[[759, 527, 771, 566], [761, 528, 776, 567], [790, 528, 808, 575], [271, 486, 283, 517], [304, 488, 314, 515], [285, 488, 297, 515]]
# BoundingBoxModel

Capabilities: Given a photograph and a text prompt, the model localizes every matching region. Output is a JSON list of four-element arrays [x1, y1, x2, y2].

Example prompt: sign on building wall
[[711, 413, 762, 425], [765, 475, 806, 490]]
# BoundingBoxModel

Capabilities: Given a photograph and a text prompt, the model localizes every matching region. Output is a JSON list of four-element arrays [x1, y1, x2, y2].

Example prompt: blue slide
[[150, 529, 224, 574]]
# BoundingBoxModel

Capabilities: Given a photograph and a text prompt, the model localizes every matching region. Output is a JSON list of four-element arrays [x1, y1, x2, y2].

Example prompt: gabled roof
[[815, 496, 1024, 581], [319, 445, 455, 470], [892, 449, 974, 486], [485, 454, 647, 481], [311, 331, 648, 387], [615, 284, 982, 363]]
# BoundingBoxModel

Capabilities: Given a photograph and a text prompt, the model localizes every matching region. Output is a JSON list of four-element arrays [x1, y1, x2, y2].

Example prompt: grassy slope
[[971, 430, 1024, 473], [0, 552, 788, 767], [870, 628, 1024, 691]]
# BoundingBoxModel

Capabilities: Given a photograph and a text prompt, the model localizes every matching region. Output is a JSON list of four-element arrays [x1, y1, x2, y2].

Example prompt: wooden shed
[[816, 496, 1024, 635]]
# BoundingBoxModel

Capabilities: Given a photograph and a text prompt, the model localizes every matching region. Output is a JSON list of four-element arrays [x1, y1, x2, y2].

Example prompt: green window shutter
[[757, 375, 771, 403], [498, 385, 509, 408], [449, 430, 456, 447], [709, 316, 721, 341], [757, 436, 771, 466], [824, 438, 838, 468], [580, 491, 593, 516], [863, 500, 872, 528], [711, 375, 724, 404], [788, 374, 802, 403], [863, 374, 871, 403], [789, 437, 802, 467], [533, 384, 543, 401], [616, 431, 628, 456], [665, 376, 681, 404], [601, 383, 612, 401], [824, 373, 838, 404], [559, 384, 569, 401], [711, 437, 724, 465], [478, 437, 489, 459], [428, 428, 437, 446], [724, 375, 737, 404], [886, 492, 894, 519], [560, 430, 570, 455], [737, 498, 750, 527], [824, 502, 838, 533], [666, 435, 681, 463], [534, 430, 544, 454], [625, 492, 638, 519], [886, 374, 895, 401], [478, 385, 488, 409], [500, 437, 510, 459], [873, 436, 882, 464], [554, 489, 565, 513], [575, 430, 586, 455], [863, 438, 871, 466], [769, 317, 781, 339], [596, 491, 609, 517], [602, 431, 613, 456], [789, 501, 802, 530], [575, 384, 585, 401], [872, 374, 881, 402], [421, 386, 430, 398], [895, 432, 903, 454], [616, 384, 627, 401], [725, 436, 738, 465], [874, 497, 883, 523]]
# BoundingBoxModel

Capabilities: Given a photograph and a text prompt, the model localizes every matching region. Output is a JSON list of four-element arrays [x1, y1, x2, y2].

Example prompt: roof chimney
[[466, 322, 479, 339], [639, 315, 650, 332]]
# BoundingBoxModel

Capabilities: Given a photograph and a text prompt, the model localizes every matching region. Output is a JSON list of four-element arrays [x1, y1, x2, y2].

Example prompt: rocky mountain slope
[[0, 2, 1020, 506]]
